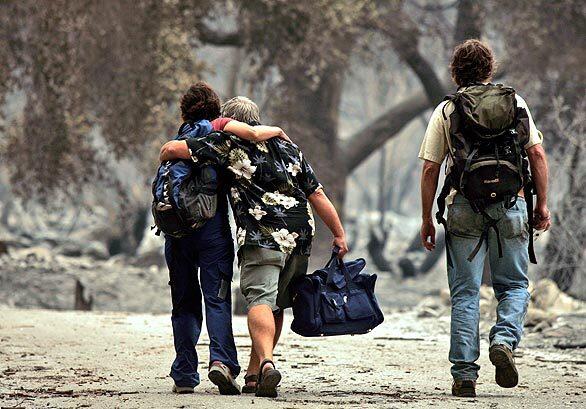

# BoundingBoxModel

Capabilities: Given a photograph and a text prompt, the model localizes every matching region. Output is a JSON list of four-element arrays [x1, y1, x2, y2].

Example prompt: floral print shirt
[[186, 132, 322, 255]]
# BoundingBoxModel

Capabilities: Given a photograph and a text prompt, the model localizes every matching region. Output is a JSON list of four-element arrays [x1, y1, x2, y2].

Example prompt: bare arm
[[158, 121, 291, 162], [526, 143, 551, 230], [159, 140, 190, 162], [224, 121, 290, 142], [308, 188, 348, 257], [420, 160, 441, 250]]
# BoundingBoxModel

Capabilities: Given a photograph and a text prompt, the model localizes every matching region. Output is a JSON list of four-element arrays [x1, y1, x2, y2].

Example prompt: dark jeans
[[164, 221, 240, 387]]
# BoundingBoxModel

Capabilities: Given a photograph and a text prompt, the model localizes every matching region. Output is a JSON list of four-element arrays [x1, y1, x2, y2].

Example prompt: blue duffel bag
[[290, 248, 384, 337]]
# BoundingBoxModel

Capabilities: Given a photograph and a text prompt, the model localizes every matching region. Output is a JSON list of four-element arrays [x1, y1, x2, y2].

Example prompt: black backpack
[[151, 121, 218, 238], [436, 84, 537, 264]]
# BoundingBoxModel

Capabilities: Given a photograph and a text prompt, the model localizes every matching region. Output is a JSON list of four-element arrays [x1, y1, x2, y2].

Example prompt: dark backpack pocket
[[152, 201, 187, 238], [179, 179, 218, 229], [463, 159, 522, 202], [320, 292, 346, 323], [344, 290, 375, 320], [177, 167, 218, 229], [291, 277, 322, 336]]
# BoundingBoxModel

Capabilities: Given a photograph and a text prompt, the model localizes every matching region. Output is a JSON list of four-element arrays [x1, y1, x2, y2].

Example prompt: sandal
[[255, 359, 281, 398], [242, 373, 258, 394]]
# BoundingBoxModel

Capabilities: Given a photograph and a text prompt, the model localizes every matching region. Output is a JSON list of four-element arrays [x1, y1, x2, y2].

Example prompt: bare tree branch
[[412, 0, 459, 12], [395, 45, 446, 104], [373, 3, 445, 105], [197, 25, 243, 47], [453, 0, 483, 44], [344, 65, 506, 172], [343, 87, 441, 172], [345, 0, 486, 172]]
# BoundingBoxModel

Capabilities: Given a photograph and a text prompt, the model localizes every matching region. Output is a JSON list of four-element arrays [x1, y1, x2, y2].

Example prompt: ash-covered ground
[[1, 220, 585, 408], [0, 308, 584, 409]]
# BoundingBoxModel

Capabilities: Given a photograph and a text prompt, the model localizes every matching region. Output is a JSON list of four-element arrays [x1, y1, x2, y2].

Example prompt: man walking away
[[159, 96, 349, 398], [164, 83, 289, 395], [418, 40, 551, 397]]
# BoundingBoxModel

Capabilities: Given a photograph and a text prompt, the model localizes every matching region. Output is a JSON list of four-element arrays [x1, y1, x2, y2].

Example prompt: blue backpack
[[151, 120, 218, 237], [290, 249, 384, 337]]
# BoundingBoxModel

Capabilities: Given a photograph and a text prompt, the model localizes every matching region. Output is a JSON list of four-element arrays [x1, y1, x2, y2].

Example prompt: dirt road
[[1, 308, 584, 408]]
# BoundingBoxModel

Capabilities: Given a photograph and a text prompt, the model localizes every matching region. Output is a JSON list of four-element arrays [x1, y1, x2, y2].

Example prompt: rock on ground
[[415, 279, 586, 332], [0, 308, 584, 409], [0, 247, 170, 312]]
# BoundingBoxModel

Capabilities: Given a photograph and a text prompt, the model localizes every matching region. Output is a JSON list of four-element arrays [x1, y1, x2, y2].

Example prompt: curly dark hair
[[450, 39, 496, 87], [180, 81, 221, 122]]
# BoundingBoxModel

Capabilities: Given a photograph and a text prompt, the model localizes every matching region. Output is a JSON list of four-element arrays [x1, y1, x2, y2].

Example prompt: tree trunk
[[1, 200, 12, 228], [542, 144, 585, 293], [271, 64, 346, 266], [453, 0, 483, 45], [225, 47, 243, 98], [367, 228, 392, 272], [74, 279, 93, 311], [378, 146, 387, 225]]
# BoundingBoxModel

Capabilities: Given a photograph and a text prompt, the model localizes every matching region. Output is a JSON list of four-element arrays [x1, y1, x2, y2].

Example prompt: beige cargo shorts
[[239, 245, 309, 312]]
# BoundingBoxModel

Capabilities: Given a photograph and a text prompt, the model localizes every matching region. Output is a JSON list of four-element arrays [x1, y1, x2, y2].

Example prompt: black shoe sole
[[489, 347, 519, 388], [242, 385, 257, 394], [172, 386, 194, 394], [452, 388, 476, 398], [208, 369, 241, 395], [255, 369, 281, 398]]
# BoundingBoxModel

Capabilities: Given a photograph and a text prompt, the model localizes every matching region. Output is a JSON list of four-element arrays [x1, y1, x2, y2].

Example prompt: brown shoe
[[489, 344, 519, 388], [452, 380, 476, 397], [208, 361, 241, 395], [172, 384, 194, 394]]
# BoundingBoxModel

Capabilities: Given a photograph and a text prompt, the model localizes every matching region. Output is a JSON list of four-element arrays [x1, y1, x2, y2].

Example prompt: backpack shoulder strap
[[435, 177, 452, 230], [524, 179, 538, 264], [435, 174, 455, 267], [441, 94, 459, 120]]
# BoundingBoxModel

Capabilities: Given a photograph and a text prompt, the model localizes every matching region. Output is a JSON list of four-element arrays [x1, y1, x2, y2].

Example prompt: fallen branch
[[373, 336, 426, 341], [535, 356, 586, 365], [553, 342, 586, 350]]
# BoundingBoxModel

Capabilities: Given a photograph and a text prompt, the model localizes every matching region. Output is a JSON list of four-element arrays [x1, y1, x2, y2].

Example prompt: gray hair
[[221, 96, 261, 125]]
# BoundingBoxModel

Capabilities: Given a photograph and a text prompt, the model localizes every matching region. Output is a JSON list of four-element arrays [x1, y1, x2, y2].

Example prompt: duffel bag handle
[[326, 246, 357, 290], [325, 246, 341, 268]]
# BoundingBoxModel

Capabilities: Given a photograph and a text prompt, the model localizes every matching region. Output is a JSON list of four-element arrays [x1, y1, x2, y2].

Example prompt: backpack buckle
[[156, 202, 172, 211]]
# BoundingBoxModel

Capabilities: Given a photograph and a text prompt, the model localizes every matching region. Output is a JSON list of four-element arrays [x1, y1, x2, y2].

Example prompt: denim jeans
[[164, 213, 240, 387], [446, 194, 530, 381]]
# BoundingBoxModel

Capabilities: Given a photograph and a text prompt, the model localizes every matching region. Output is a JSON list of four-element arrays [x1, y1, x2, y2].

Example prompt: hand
[[421, 219, 436, 251], [277, 128, 291, 142], [333, 235, 349, 258], [160, 140, 189, 162], [159, 141, 173, 162], [533, 203, 551, 231]]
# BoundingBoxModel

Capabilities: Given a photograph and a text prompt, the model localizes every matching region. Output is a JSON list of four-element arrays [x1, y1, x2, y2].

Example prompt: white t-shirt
[[418, 92, 543, 204]]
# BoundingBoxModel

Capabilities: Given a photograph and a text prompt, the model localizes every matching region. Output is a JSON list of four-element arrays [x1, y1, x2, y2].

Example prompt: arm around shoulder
[[224, 120, 290, 142], [159, 140, 190, 162]]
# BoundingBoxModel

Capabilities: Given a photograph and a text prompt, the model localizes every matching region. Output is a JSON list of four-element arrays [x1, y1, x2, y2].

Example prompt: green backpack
[[436, 84, 537, 264]]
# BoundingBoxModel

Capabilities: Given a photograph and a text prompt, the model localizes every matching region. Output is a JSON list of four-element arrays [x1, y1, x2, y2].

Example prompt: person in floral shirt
[[213, 134, 320, 256], [160, 96, 348, 398]]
